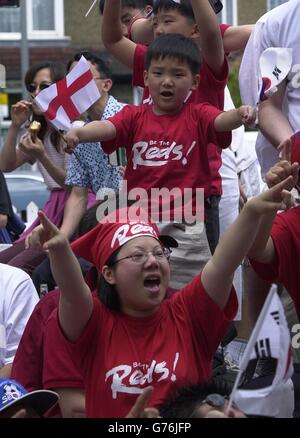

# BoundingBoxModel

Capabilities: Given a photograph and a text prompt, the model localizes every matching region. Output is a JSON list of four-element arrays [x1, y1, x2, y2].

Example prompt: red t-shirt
[[52, 274, 237, 418], [102, 103, 231, 218], [132, 24, 230, 195], [250, 207, 300, 320]]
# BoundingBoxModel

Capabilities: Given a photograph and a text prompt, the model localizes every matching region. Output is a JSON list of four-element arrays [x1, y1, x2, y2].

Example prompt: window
[[217, 0, 237, 25], [267, 0, 288, 10], [0, 0, 65, 39]]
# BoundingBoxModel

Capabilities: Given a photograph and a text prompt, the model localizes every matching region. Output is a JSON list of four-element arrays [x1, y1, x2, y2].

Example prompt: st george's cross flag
[[258, 47, 292, 103], [34, 56, 101, 131], [228, 290, 294, 418]]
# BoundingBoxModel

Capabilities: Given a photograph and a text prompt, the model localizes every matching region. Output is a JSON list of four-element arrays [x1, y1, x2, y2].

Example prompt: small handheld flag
[[35, 56, 101, 132]]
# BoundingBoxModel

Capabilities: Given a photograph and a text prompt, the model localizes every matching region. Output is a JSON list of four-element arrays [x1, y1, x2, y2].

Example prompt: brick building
[[0, 0, 289, 112]]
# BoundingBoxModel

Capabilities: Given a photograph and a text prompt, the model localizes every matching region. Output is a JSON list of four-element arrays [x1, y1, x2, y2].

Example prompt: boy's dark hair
[[152, 0, 195, 22], [160, 380, 231, 418], [145, 33, 200, 75], [99, 0, 153, 15], [67, 51, 112, 79], [153, 0, 221, 18]]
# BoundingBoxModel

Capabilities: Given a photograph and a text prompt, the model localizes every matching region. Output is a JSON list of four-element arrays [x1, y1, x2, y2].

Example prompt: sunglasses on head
[[26, 83, 52, 94]]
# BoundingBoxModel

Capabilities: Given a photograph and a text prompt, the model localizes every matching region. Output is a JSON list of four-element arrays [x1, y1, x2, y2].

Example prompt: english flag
[[35, 56, 101, 131], [258, 47, 292, 102], [228, 290, 294, 418]]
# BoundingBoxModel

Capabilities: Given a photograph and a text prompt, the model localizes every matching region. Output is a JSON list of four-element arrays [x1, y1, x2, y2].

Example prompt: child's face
[[152, 8, 197, 39], [144, 56, 199, 115], [121, 6, 143, 36]]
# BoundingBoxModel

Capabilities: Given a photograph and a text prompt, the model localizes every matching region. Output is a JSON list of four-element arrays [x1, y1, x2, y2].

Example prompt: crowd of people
[[1, 0, 300, 419]]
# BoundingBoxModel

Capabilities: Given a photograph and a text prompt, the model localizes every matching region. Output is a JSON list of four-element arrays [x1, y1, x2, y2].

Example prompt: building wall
[[237, 0, 267, 24], [64, 0, 103, 51]]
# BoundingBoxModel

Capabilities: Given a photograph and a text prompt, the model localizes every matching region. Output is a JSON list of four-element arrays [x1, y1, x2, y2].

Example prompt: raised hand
[[238, 105, 257, 127], [266, 160, 299, 188], [63, 128, 80, 153], [11, 100, 32, 128], [26, 211, 66, 252], [248, 176, 295, 214]]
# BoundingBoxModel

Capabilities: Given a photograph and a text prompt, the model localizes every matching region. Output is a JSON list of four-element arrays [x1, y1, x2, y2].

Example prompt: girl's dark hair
[[25, 61, 66, 151], [145, 33, 200, 75], [97, 248, 121, 311], [152, 0, 195, 22]]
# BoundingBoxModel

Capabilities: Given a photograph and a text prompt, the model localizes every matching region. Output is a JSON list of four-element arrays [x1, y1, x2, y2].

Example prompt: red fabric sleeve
[[132, 44, 147, 87]]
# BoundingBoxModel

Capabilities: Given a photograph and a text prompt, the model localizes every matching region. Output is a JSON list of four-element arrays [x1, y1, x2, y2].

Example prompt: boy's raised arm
[[190, 0, 224, 75], [64, 120, 117, 151], [101, 0, 137, 69], [214, 105, 256, 132]]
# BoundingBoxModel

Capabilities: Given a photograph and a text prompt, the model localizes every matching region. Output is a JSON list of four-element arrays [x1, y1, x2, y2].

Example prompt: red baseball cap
[[71, 209, 177, 271]]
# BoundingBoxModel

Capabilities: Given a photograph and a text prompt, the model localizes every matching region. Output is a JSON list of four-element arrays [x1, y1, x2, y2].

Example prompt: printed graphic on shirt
[[132, 140, 196, 169], [105, 353, 179, 399]]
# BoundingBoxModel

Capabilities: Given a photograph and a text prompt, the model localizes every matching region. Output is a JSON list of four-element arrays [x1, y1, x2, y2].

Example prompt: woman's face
[[105, 236, 171, 317], [28, 68, 52, 115]]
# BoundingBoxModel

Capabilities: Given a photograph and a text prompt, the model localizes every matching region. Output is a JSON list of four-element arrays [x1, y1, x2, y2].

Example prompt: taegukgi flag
[[258, 47, 292, 102], [228, 290, 294, 418], [34, 56, 101, 131]]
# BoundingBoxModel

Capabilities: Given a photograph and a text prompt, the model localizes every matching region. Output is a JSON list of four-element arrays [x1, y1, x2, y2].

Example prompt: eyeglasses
[[26, 83, 52, 94], [111, 247, 172, 265]]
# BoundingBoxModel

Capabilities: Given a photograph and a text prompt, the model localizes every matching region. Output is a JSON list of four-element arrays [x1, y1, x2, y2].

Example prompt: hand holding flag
[[227, 290, 294, 418], [34, 56, 101, 132]]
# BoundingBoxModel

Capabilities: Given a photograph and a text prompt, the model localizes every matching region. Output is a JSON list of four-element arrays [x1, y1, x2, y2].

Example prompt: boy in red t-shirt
[[101, 0, 253, 263], [65, 33, 255, 289]]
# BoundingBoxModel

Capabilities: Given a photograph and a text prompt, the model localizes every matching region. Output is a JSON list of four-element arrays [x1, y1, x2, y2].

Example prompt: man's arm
[[248, 159, 299, 264], [223, 25, 254, 52], [101, 0, 137, 69], [60, 187, 88, 240], [259, 80, 294, 148], [202, 176, 294, 309], [191, 0, 224, 75]]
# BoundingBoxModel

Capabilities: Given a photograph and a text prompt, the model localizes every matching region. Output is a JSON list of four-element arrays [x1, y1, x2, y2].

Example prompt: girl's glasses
[[26, 83, 52, 94]]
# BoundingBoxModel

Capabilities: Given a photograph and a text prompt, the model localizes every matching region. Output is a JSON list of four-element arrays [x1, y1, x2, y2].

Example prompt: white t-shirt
[[239, 0, 300, 178], [0, 263, 39, 368]]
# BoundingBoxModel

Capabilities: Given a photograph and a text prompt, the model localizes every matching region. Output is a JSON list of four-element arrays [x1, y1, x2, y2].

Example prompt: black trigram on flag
[[271, 310, 280, 325], [254, 338, 272, 359], [272, 65, 282, 80]]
